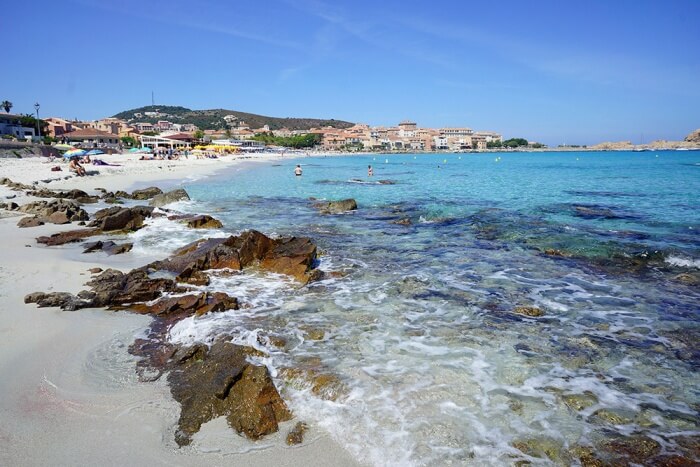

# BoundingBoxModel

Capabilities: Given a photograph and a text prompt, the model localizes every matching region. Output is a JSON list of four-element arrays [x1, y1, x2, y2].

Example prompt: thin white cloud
[[70, 0, 304, 50]]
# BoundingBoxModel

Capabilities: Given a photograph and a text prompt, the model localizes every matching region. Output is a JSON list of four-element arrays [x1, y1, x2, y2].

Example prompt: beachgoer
[[294, 164, 303, 176], [69, 158, 86, 176], [368, 165, 373, 177]]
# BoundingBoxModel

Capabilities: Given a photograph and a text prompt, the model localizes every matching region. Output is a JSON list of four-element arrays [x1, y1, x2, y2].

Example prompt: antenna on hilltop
[[151, 91, 155, 106]]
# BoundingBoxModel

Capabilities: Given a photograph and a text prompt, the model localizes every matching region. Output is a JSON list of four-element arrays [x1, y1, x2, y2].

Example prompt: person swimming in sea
[[294, 164, 303, 176], [368, 165, 373, 177]]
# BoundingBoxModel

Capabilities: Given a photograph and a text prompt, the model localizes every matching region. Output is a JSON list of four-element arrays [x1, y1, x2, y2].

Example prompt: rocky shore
[[1, 178, 322, 447], [1, 153, 698, 465], [0, 162, 360, 465]]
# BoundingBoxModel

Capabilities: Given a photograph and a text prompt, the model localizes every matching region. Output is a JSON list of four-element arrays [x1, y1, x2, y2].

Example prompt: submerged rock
[[512, 437, 571, 464], [286, 422, 307, 445], [561, 392, 598, 411], [313, 198, 357, 214], [182, 214, 223, 229], [603, 435, 661, 464], [513, 306, 545, 317]]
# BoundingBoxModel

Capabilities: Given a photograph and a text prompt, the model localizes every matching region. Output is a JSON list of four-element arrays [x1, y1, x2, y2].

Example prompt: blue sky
[[6, 0, 699, 145]]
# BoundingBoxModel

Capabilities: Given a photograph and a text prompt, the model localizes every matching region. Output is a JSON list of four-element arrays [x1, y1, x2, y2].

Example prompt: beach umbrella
[[86, 149, 104, 155], [54, 143, 74, 151], [128, 147, 140, 153], [63, 149, 86, 158], [139, 147, 153, 153]]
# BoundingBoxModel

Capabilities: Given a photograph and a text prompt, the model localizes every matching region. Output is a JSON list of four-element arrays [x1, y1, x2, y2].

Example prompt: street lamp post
[[34, 102, 40, 140]]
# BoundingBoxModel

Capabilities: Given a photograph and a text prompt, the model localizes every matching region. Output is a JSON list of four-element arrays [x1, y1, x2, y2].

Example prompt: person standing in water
[[294, 164, 303, 176], [368, 165, 373, 177]]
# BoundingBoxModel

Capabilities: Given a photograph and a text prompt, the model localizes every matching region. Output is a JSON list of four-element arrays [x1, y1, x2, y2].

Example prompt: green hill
[[112, 105, 354, 131]]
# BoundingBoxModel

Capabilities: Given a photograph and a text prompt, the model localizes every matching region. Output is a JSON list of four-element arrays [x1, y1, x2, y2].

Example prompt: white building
[[0, 114, 37, 140]]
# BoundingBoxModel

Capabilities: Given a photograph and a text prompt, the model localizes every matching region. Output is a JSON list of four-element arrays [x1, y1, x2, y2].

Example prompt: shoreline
[[0, 154, 361, 466]]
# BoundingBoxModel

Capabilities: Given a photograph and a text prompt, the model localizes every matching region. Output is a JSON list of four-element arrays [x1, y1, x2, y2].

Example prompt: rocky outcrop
[[150, 188, 190, 207], [82, 240, 133, 255], [150, 230, 319, 285], [25, 188, 99, 204], [17, 199, 89, 224], [36, 228, 101, 246], [87, 205, 155, 232], [168, 340, 291, 446], [313, 198, 358, 214], [167, 214, 224, 229], [685, 129, 700, 143], [25, 230, 321, 445], [130, 186, 163, 200], [127, 292, 238, 318], [17, 217, 45, 228]]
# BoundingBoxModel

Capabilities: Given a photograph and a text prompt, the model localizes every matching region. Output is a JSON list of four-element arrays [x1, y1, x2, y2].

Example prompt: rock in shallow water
[[149, 188, 190, 207], [169, 340, 292, 446], [513, 306, 545, 317], [313, 198, 357, 214]]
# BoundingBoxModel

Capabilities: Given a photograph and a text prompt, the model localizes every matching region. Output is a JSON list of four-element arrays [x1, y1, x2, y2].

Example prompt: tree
[[502, 138, 528, 148], [121, 136, 137, 147], [19, 114, 48, 135], [1, 100, 12, 113], [193, 129, 205, 141]]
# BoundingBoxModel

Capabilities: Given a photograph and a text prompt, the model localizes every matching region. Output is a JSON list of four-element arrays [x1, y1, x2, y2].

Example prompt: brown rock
[[150, 188, 190, 207], [313, 198, 357, 214], [47, 211, 70, 224], [604, 435, 662, 464], [130, 186, 163, 200], [169, 341, 291, 446], [36, 228, 100, 246], [100, 209, 143, 231], [286, 422, 307, 446], [279, 367, 346, 401], [176, 269, 210, 286], [260, 236, 318, 284], [88, 268, 103, 274], [184, 215, 224, 229], [514, 306, 545, 317], [150, 230, 317, 284], [17, 217, 45, 228]]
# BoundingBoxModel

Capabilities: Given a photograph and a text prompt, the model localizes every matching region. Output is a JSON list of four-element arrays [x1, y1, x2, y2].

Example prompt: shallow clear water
[[136, 151, 699, 465]]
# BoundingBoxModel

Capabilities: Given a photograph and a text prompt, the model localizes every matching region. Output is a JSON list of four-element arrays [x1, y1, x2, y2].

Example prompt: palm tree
[[1, 101, 12, 113]]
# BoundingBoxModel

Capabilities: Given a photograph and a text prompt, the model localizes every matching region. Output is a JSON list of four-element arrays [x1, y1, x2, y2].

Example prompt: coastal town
[[1, 104, 505, 152]]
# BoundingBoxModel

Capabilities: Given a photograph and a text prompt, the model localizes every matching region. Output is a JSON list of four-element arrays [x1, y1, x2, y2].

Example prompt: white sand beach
[[0, 153, 360, 466]]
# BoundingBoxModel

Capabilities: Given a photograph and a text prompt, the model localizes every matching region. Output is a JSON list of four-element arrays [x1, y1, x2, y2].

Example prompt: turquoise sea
[[132, 150, 699, 465]]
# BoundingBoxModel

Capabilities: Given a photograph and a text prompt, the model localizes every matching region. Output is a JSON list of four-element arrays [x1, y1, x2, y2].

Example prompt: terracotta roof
[[165, 133, 194, 140], [64, 128, 118, 138]]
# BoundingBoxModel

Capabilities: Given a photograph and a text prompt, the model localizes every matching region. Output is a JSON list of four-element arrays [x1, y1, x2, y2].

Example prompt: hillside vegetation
[[113, 105, 354, 131]]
